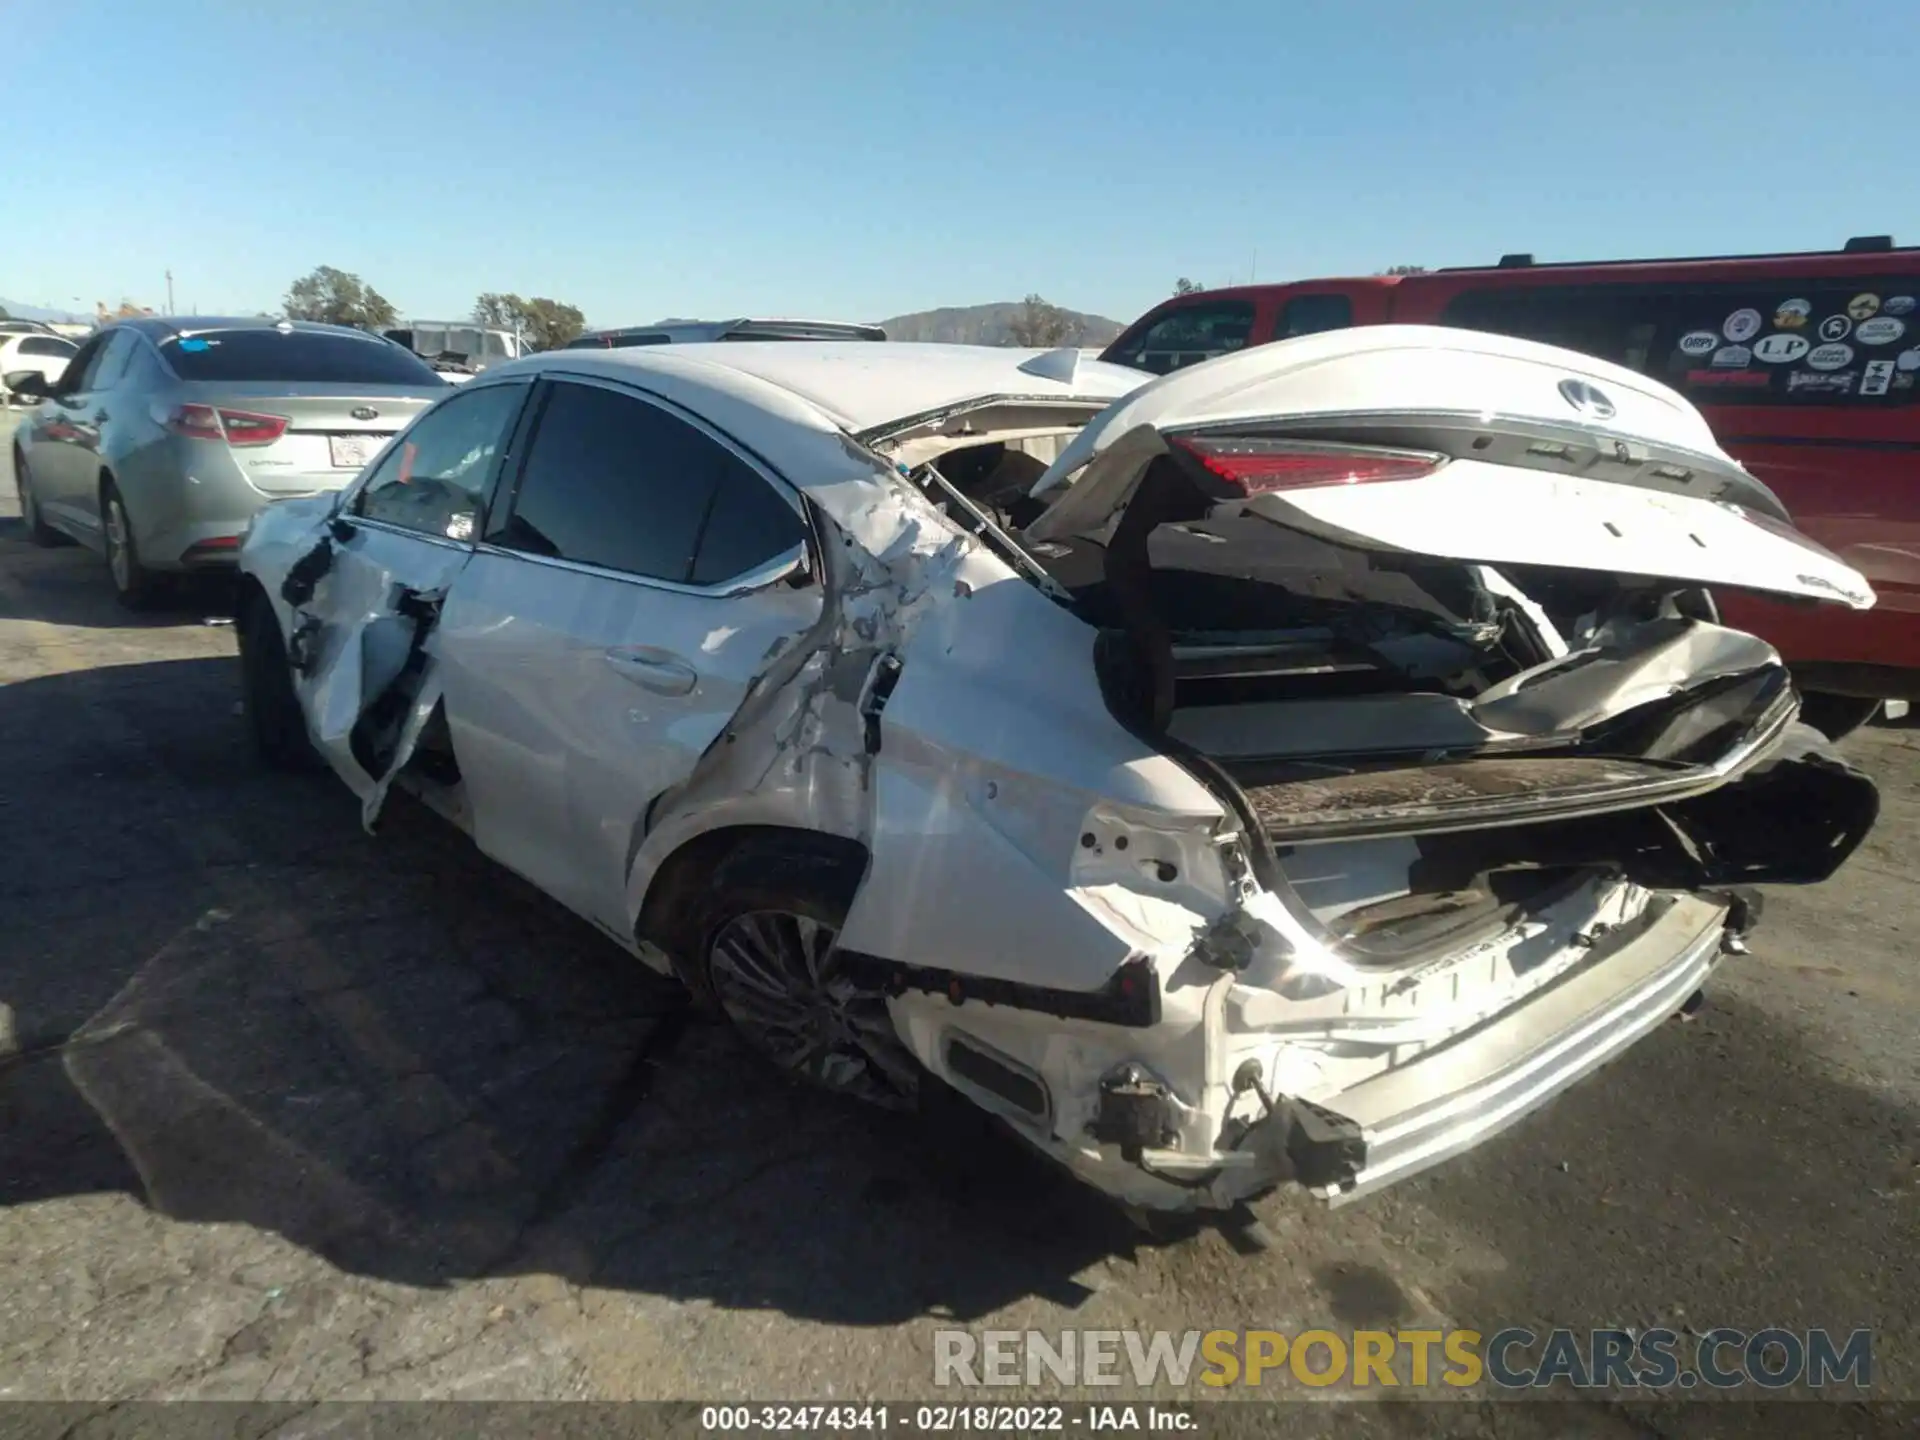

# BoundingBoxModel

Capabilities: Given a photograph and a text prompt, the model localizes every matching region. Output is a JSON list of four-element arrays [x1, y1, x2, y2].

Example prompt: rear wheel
[[693, 843, 920, 1110], [1798, 693, 1881, 743], [14, 446, 60, 546], [238, 588, 320, 770], [101, 479, 164, 609]]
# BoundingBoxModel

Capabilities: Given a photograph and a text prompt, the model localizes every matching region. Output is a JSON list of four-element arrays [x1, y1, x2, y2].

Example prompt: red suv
[[1102, 239, 1920, 736]]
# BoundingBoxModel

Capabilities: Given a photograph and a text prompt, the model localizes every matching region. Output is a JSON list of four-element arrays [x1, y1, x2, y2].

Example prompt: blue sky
[[2, 0, 1909, 328]]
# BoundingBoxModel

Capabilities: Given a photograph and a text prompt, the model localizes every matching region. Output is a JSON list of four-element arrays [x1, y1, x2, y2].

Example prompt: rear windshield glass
[[1441, 281, 1920, 407], [160, 329, 442, 385]]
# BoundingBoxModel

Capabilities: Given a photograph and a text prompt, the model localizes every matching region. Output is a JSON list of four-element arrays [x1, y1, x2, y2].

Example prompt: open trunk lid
[[1028, 325, 1873, 610]]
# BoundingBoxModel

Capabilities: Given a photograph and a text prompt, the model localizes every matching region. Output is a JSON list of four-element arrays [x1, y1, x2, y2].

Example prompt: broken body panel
[[239, 332, 1878, 1213]]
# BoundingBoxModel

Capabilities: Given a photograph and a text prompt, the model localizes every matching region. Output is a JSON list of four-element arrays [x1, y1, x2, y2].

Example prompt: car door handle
[[93, 410, 108, 423], [603, 647, 697, 696]]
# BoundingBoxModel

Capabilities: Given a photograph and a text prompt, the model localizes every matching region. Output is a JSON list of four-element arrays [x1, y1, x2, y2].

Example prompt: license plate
[[328, 433, 387, 468]]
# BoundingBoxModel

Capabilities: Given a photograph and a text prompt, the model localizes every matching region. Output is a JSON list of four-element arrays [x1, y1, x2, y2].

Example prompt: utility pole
[[166, 270, 175, 315]]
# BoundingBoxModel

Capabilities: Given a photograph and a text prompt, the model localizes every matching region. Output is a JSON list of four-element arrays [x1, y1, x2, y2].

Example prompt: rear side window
[[1441, 282, 1920, 406], [1439, 288, 1660, 371], [160, 329, 442, 385], [497, 381, 738, 583], [1278, 294, 1353, 338], [1106, 301, 1256, 375], [17, 336, 77, 358], [607, 332, 669, 348], [689, 462, 807, 585]]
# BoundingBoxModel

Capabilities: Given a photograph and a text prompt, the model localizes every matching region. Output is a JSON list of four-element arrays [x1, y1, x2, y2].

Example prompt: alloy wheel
[[708, 909, 918, 1108]]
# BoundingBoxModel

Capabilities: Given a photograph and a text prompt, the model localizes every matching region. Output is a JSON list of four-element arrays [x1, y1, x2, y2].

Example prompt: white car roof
[[496, 341, 1145, 449]]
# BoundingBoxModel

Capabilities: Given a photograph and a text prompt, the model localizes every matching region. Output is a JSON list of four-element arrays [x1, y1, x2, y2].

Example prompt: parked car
[[7, 318, 448, 605], [564, 318, 887, 348], [234, 331, 1876, 1213], [381, 321, 529, 378], [1101, 236, 1920, 740], [0, 331, 79, 401]]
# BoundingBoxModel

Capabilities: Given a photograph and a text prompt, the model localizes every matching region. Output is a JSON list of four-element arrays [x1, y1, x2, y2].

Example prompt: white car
[[234, 330, 1879, 1213], [1, 331, 80, 401]]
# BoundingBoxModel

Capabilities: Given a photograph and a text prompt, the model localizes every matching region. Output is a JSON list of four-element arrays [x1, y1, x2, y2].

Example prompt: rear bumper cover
[[1300, 891, 1726, 1204]]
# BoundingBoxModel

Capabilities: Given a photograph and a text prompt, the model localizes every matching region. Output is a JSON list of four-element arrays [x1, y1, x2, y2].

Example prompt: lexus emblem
[[1557, 379, 1615, 421], [350, 405, 379, 421]]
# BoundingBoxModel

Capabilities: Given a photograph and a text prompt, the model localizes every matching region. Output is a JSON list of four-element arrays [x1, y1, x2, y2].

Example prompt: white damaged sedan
[[236, 328, 1879, 1212]]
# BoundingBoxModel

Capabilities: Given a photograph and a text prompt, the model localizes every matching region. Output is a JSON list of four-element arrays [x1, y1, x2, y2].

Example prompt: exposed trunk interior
[[1013, 447, 1878, 965]]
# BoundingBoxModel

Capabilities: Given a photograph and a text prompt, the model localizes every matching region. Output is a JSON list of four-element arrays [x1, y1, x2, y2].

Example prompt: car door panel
[[287, 517, 473, 822], [436, 552, 823, 931], [29, 332, 114, 529], [420, 374, 822, 935], [275, 380, 533, 824]]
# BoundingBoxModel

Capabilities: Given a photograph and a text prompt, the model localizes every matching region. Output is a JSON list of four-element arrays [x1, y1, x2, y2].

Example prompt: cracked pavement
[[1, 438, 1916, 1428]]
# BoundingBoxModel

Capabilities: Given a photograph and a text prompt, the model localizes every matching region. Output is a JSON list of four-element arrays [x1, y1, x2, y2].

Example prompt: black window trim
[[338, 376, 538, 545], [480, 370, 816, 598]]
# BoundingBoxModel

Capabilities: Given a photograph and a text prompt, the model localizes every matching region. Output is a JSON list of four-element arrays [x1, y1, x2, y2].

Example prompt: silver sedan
[[7, 317, 448, 606]]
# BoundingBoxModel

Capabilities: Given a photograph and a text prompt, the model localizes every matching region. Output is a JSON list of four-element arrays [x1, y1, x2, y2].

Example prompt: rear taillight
[[1171, 436, 1443, 496], [165, 404, 289, 447]]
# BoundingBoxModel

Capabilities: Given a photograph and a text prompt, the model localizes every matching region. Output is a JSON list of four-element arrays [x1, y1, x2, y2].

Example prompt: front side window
[[1107, 301, 1256, 375], [353, 383, 527, 538], [56, 333, 113, 391], [495, 380, 788, 585], [89, 331, 140, 392]]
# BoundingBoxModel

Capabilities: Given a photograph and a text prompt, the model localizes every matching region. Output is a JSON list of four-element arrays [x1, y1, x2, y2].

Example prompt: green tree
[[473, 292, 587, 351], [1005, 293, 1075, 347], [284, 266, 397, 328], [1173, 277, 1206, 295], [0, 303, 10, 320]]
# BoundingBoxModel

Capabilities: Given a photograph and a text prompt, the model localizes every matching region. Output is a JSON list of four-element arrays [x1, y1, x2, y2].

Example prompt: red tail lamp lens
[[1172, 436, 1442, 495]]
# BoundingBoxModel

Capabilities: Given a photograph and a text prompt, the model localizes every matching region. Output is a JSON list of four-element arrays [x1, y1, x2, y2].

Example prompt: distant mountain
[[0, 298, 90, 323], [879, 301, 1127, 347]]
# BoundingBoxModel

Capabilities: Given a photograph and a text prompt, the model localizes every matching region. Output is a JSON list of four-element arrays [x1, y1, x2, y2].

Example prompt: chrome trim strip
[[470, 539, 808, 598]]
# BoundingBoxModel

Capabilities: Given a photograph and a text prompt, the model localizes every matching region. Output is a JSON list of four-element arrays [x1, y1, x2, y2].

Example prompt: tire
[[14, 446, 61, 546], [238, 587, 321, 771], [691, 839, 921, 1110], [1798, 693, 1881, 743], [101, 478, 164, 609]]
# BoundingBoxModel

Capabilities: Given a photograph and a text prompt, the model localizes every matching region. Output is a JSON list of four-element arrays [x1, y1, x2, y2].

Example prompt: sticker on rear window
[[1856, 317, 1906, 346], [1897, 347, 1920, 372], [177, 337, 212, 352], [1847, 293, 1881, 321], [1687, 368, 1770, 388], [1753, 334, 1810, 364], [1722, 308, 1763, 342], [1860, 360, 1896, 397], [1884, 295, 1915, 316], [1677, 330, 1720, 355], [1772, 298, 1811, 329], [1808, 343, 1855, 371], [1710, 344, 1752, 368], [1817, 314, 1853, 343]]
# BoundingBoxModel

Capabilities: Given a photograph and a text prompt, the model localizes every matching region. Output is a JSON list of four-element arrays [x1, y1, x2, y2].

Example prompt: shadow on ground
[[0, 654, 1139, 1328]]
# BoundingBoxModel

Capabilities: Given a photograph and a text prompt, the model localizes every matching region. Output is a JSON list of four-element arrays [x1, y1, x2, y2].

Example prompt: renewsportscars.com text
[[933, 1327, 1873, 1390]]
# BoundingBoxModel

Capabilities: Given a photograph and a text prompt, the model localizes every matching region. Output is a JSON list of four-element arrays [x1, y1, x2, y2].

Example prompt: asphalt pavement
[[1, 432, 1915, 1432]]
